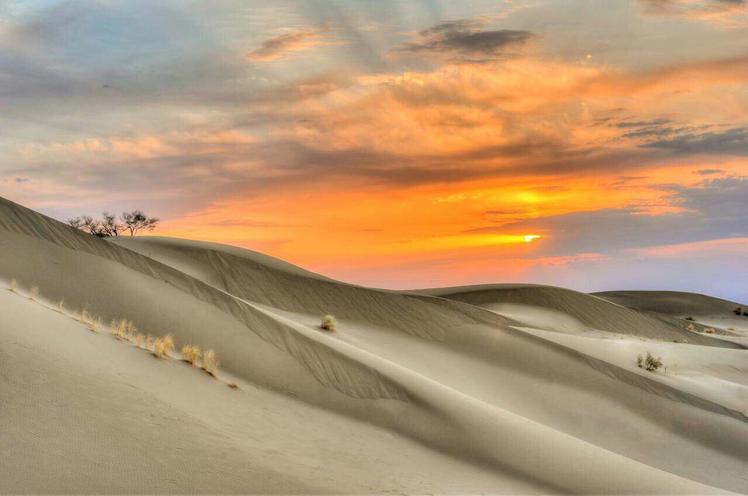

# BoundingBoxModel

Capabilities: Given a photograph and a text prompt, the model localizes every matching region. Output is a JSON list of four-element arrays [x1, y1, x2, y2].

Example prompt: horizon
[[1, 0, 747, 301]]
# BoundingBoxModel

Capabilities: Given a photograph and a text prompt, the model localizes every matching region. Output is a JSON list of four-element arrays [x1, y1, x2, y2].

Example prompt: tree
[[68, 215, 107, 237], [99, 212, 123, 237], [68, 210, 158, 237], [121, 210, 159, 236]]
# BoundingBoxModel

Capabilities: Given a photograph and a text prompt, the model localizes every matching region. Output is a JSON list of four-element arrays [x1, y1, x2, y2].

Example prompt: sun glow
[[524, 235, 541, 243]]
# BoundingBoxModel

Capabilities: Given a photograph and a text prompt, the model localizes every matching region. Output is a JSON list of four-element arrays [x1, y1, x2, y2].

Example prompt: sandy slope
[[597, 290, 748, 340], [1, 196, 747, 494]]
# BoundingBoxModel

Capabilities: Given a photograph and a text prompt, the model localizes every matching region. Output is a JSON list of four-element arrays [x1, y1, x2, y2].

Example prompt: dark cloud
[[642, 127, 748, 156], [399, 19, 534, 61], [615, 118, 672, 128], [696, 168, 724, 175]]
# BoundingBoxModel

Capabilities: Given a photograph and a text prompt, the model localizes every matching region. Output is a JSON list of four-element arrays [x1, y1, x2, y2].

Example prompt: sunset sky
[[1, 0, 747, 300]]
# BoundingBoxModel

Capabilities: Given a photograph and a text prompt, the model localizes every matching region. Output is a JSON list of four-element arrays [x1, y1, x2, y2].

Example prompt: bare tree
[[121, 210, 159, 236], [99, 212, 123, 237], [68, 210, 158, 237], [68, 215, 107, 237]]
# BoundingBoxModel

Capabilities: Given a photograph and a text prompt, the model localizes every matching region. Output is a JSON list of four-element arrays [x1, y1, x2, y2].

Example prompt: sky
[[1, 0, 747, 301]]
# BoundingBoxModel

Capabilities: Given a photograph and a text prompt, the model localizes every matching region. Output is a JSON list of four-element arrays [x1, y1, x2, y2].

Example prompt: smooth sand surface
[[1, 196, 746, 494]]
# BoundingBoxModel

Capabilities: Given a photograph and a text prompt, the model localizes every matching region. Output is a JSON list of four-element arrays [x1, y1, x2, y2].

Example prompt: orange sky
[[2, 0, 747, 298]]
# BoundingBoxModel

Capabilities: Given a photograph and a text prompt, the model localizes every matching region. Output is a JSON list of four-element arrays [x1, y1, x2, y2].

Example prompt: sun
[[524, 234, 541, 243]]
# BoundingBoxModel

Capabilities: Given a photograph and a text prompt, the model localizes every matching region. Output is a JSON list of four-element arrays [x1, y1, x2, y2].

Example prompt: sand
[[0, 196, 746, 494]]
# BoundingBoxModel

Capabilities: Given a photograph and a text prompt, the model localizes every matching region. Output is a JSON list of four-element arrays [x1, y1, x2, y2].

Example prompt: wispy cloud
[[639, 0, 748, 27], [247, 28, 338, 61]]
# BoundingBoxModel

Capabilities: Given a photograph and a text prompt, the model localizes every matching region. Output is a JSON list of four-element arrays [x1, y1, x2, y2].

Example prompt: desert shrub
[[703, 327, 715, 334], [686, 323, 696, 331], [637, 352, 663, 372], [685, 316, 694, 321], [111, 319, 130, 340], [153, 338, 167, 358], [320, 314, 337, 332], [202, 350, 218, 376], [9, 279, 17, 292], [146, 335, 155, 350], [29, 286, 39, 300], [56, 300, 65, 312], [181, 345, 201, 365], [153, 334, 174, 358], [81, 310, 101, 332], [135, 333, 146, 348], [162, 334, 174, 355], [734, 307, 742, 316]]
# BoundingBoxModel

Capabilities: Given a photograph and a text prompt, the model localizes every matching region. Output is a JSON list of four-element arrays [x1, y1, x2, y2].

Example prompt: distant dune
[[1, 196, 746, 494]]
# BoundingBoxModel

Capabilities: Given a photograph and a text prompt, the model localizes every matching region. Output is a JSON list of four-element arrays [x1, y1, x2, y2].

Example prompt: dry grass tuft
[[153, 338, 165, 357], [9, 279, 17, 292], [637, 352, 663, 372], [29, 286, 39, 300], [162, 334, 174, 355], [202, 349, 218, 376], [181, 345, 201, 365], [56, 299, 65, 312], [135, 333, 146, 349], [153, 334, 174, 358], [81, 310, 101, 332], [227, 383, 239, 389], [320, 314, 337, 332], [703, 327, 715, 334], [146, 334, 155, 350], [111, 318, 130, 340]]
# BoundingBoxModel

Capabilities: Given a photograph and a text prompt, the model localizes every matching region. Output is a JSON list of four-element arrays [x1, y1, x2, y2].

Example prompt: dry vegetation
[[153, 334, 174, 358], [637, 352, 663, 372], [181, 345, 201, 365], [321, 314, 337, 332], [202, 349, 218, 376], [6, 280, 227, 385]]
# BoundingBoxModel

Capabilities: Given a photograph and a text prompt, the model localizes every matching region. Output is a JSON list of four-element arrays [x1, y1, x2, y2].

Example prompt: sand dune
[[1, 196, 746, 494]]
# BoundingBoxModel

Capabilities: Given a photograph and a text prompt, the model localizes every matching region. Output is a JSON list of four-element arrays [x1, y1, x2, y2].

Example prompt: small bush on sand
[[685, 316, 694, 321], [146, 335, 155, 350], [202, 350, 218, 376], [181, 345, 201, 366], [9, 279, 17, 292], [153, 338, 167, 358], [153, 334, 174, 359], [81, 310, 101, 332], [111, 319, 130, 340], [703, 327, 715, 334], [320, 314, 337, 332], [637, 352, 663, 372], [734, 307, 742, 316], [29, 286, 39, 300], [135, 333, 146, 348], [162, 334, 174, 355], [56, 300, 65, 312]]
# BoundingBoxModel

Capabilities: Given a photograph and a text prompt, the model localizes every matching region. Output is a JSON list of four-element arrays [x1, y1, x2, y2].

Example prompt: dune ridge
[[1, 196, 747, 494]]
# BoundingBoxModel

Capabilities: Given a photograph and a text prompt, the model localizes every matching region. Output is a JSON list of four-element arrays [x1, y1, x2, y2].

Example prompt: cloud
[[399, 19, 534, 61], [638, 0, 748, 27], [642, 127, 748, 156], [472, 176, 748, 257], [247, 28, 337, 61]]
